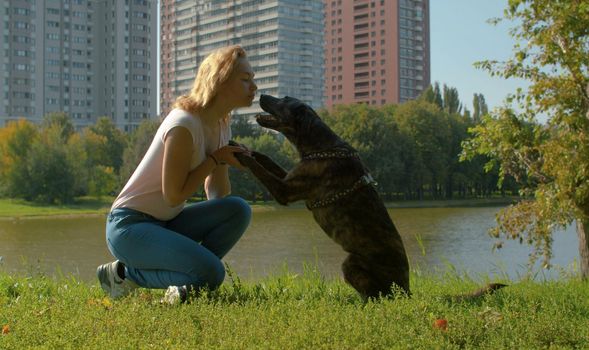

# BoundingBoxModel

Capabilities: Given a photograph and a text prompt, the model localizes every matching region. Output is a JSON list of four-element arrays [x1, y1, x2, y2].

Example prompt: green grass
[[0, 196, 517, 219], [1, 267, 587, 349], [0, 197, 114, 218]]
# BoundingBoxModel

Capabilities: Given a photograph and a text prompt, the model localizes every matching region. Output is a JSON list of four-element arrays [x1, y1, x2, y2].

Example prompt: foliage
[[0, 85, 510, 204], [119, 119, 160, 188], [231, 114, 261, 139], [87, 117, 127, 173], [463, 0, 589, 270], [321, 104, 408, 198], [0, 120, 38, 198], [88, 166, 118, 198], [230, 133, 296, 201], [25, 124, 87, 204]]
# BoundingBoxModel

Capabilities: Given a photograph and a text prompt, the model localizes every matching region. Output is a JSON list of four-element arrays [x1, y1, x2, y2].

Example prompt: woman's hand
[[211, 144, 251, 170]]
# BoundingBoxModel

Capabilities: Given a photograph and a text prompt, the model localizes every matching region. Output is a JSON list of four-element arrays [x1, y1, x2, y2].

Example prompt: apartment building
[[0, 0, 157, 131], [324, 0, 430, 107], [160, 0, 324, 119]]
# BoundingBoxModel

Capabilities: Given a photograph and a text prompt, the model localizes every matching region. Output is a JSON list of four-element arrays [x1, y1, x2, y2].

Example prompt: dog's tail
[[446, 282, 508, 302]]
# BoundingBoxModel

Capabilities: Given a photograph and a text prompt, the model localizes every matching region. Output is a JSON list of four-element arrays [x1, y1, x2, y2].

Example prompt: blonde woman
[[97, 45, 256, 303]]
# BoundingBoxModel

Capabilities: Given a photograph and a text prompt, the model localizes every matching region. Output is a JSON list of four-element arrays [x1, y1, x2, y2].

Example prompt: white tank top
[[111, 108, 231, 220]]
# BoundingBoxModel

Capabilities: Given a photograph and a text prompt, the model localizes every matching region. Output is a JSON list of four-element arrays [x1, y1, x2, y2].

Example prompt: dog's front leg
[[235, 154, 309, 205], [251, 151, 287, 179], [230, 140, 287, 179]]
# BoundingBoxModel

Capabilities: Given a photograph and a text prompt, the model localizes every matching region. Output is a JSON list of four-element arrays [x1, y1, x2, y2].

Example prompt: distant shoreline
[[0, 197, 518, 220]]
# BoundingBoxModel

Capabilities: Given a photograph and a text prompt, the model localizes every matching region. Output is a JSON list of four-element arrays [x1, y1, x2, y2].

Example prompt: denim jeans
[[105, 196, 251, 291]]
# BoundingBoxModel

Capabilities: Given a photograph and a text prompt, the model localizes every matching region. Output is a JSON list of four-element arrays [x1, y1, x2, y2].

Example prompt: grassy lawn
[[0, 197, 114, 218], [0, 268, 587, 349], [0, 196, 517, 219]]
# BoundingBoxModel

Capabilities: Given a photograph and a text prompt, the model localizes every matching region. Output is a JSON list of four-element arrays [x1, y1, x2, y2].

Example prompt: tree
[[472, 93, 489, 123], [321, 104, 407, 199], [463, 0, 589, 275], [231, 133, 294, 201], [231, 115, 261, 138], [119, 119, 160, 188], [395, 100, 454, 199], [0, 120, 38, 198], [42, 112, 75, 141], [442, 85, 462, 115], [26, 124, 87, 203], [88, 117, 127, 173]]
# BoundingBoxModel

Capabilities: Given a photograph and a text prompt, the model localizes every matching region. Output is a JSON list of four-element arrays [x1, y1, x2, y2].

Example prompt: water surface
[[0, 206, 578, 282]]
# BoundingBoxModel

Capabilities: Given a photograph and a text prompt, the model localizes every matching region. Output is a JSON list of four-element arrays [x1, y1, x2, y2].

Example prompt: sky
[[429, 0, 529, 112]]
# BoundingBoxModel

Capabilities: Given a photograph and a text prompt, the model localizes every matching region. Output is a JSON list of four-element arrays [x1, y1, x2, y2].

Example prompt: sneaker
[[161, 285, 188, 305], [96, 260, 138, 299]]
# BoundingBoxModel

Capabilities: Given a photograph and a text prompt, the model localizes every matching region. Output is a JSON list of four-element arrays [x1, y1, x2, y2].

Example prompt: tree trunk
[[577, 218, 589, 279]]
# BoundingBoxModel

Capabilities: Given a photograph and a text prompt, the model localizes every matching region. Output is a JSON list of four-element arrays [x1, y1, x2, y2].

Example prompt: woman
[[97, 45, 257, 303]]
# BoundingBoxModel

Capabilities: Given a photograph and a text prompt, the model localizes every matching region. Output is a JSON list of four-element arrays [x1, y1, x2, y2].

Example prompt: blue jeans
[[105, 196, 251, 291]]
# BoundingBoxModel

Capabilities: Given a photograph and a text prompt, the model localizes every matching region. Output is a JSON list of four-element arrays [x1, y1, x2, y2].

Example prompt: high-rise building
[[0, 0, 157, 131], [160, 0, 324, 119], [324, 0, 430, 107]]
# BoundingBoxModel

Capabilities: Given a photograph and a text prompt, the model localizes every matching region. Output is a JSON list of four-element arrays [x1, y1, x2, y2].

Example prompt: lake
[[0, 206, 579, 283]]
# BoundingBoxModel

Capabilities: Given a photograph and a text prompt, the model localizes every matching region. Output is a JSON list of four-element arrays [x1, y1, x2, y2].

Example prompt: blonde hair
[[173, 45, 247, 119]]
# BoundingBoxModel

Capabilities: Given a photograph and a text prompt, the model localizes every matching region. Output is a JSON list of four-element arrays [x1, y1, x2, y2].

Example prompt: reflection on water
[[0, 206, 579, 282]]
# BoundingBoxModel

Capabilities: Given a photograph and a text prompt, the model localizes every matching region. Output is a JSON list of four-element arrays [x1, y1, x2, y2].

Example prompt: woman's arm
[[204, 165, 231, 199], [162, 127, 216, 207], [162, 127, 246, 206]]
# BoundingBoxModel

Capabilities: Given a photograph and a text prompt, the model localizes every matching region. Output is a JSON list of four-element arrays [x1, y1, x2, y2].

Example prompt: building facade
[[324, 0, 429, 107], [0, 0, 157, 131], [160, 0, 324, 119]]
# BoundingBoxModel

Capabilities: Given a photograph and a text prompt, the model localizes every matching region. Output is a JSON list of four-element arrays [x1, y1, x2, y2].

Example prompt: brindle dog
[[233, 94, 505, 300], [233, 94, 408, 298]]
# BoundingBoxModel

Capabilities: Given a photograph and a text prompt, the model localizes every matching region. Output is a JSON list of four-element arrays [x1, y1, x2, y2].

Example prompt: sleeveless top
[[111, 108, 231, 220]]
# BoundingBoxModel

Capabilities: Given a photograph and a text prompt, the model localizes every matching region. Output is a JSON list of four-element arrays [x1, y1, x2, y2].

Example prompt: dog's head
[[257, 94, 340, 153]]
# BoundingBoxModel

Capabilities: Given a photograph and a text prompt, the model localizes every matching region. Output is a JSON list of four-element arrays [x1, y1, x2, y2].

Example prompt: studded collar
[[301, 147, 359, 161], [306, 173, 377, 210]]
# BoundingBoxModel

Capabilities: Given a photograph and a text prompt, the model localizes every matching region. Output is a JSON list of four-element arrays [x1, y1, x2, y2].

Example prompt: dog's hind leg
[[342, 254, 388, 299]]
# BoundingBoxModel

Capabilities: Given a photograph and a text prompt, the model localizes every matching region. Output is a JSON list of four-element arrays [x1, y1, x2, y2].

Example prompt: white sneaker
[[161, 285, 188, 305], [96, 260, 138, 299]]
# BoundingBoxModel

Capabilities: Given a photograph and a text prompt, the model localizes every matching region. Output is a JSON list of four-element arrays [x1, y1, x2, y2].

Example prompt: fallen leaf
[[2, 325, 9, 335], [433, 318, 448, 331]]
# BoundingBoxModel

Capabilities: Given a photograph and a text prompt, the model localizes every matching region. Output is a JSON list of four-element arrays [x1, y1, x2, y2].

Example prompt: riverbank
[[0, 196, 518, 219], [0, 270, 586, 348]]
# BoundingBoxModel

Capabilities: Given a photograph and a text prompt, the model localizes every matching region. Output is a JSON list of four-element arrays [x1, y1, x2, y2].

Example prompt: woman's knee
[[201, 262, 226, 290], [225, 196, 251, 223], [187, 259, 226, 290]]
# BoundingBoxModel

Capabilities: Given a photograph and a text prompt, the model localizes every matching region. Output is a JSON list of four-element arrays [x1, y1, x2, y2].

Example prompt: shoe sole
[[96, 265, 112, 295]]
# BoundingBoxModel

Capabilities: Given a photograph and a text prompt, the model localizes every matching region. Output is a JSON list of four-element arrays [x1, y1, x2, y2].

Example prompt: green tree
[[88, 165, 118, 198], [231, 133, 294, 201], [42, 112, 75, 141], [25, 124, 87, 203], [321, 104, 407, 199], [472, 93, 489, 123], [463, 0, 589, 275], [442, 85, 463, 115], [88, 117, 127, 173], [231, 115, 261, 138], [433, 82, 444, 109], [0, 120, 38, 198], [119, 119, 160, 188], [395, 100, 452, 199]]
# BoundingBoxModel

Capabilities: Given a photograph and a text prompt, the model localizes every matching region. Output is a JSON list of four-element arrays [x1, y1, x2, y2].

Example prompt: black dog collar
[[302, 148, 359, 161]]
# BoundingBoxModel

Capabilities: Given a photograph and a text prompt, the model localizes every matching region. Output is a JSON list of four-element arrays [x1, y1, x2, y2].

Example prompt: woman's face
[[220, 57, 257, 108]]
